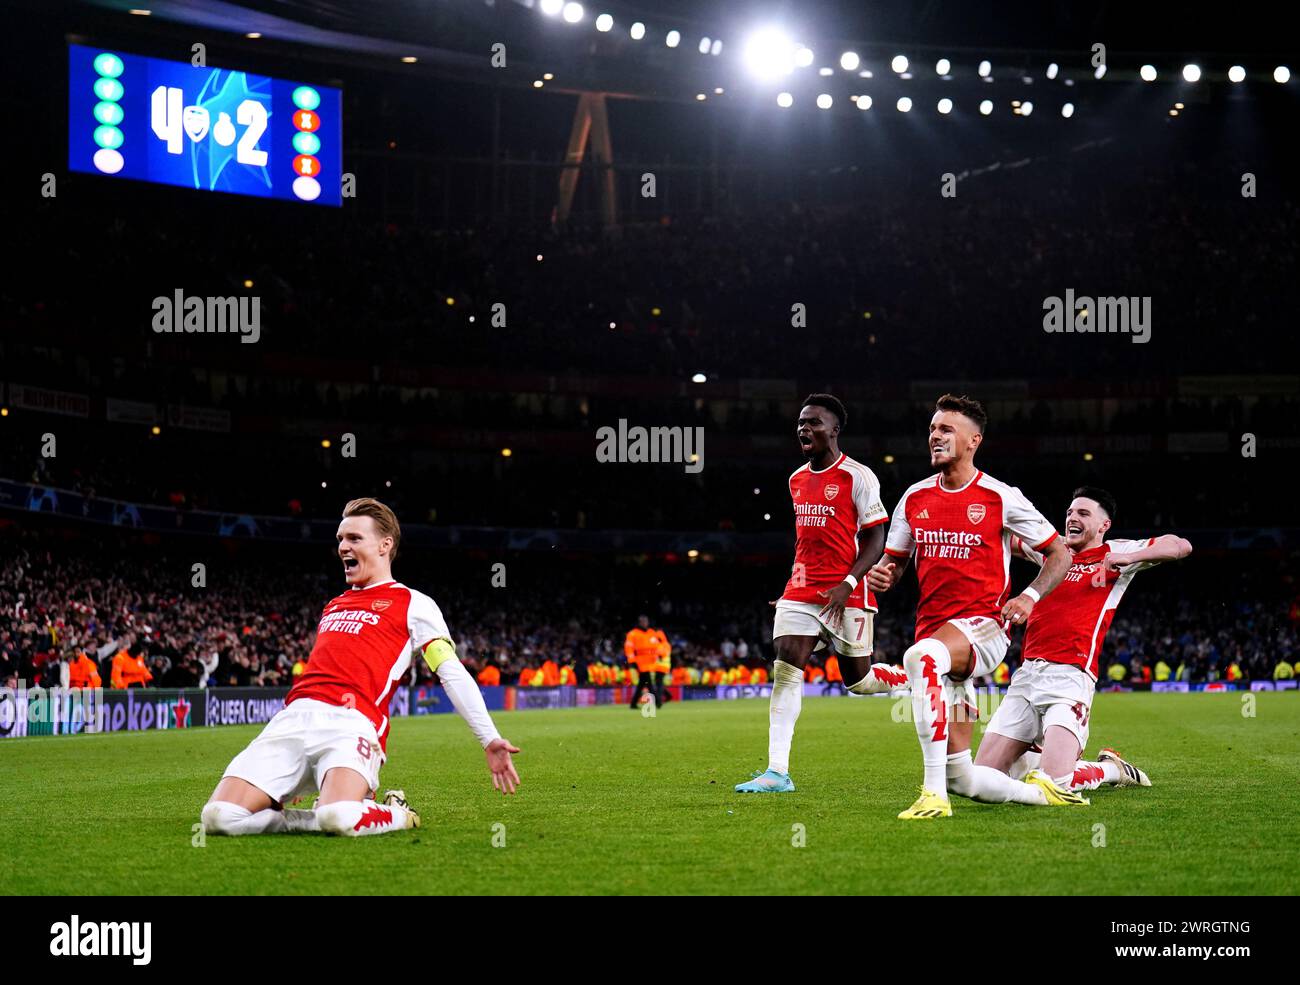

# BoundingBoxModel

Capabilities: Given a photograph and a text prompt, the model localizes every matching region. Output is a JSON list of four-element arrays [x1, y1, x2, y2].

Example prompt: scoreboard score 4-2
[[68, 44, 342, 206]]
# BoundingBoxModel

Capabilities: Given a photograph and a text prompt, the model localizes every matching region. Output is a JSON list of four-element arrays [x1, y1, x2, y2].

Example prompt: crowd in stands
[[3, 530, 1297, 697]]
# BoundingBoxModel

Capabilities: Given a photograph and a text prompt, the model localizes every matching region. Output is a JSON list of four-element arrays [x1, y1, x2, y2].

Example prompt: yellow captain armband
[[421, 637, 457, 673]]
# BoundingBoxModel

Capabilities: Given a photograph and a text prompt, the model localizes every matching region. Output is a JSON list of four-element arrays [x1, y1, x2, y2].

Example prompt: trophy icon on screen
[[213, 111, 237, 147], [182, 105, 210, 142]]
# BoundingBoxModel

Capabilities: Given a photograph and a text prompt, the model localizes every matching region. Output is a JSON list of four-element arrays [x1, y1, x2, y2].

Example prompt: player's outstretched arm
[[1003, 536, 1071, 626], [1106, 534, 1193, 570], [422, 639, 522, 795]]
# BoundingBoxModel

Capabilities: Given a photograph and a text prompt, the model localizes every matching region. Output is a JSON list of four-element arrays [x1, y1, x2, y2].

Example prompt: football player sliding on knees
[[201, 498, 520, 838], [736, 394, 907, 794], [975, 488, 1190, 795], [868, 394, 1078, 819]]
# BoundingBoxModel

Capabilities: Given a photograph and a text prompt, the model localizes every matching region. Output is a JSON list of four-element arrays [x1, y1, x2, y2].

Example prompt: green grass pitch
[[3, 692, 1296, 895]]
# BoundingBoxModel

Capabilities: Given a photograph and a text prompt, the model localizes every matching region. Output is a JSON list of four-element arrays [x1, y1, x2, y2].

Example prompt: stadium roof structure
[[76, 0, 1299, 101]]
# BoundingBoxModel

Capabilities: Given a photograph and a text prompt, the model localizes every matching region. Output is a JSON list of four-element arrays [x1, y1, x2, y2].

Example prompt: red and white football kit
[[883, 470, 1059, 678], [987, 538, 1157, 751], [775, 452, 889, 658], [223, 580, 453, 803]]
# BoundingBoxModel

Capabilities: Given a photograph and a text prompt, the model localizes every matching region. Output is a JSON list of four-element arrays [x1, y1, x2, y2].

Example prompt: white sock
[[946, 751, 1047, 805], [317, 799, 412, 837], [903, 639, 953, 798], [201, 801, 320, 835], [1069, 760, 1121, 790], [1009, 750, 1041, 780], [767, 659, 804, 775], [201, 801, 287, 836], [845, 663, 909, 694]]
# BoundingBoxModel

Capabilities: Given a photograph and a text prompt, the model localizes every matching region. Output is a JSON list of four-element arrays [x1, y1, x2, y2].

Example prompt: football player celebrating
[[736, 394, 907, 794], [974, 487, 1191, 793], [201, 498, 520, 837], [868, 394, 1082, 819]]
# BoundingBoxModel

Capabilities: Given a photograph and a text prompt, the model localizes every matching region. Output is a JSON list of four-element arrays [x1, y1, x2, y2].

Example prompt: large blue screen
[[68, 44, 342, 206]]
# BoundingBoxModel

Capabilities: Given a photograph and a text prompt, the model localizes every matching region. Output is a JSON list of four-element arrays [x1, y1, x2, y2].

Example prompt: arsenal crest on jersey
[[967, 503, 987, 525], [371, 599, 391, 612], [824, 483, 840, 501]]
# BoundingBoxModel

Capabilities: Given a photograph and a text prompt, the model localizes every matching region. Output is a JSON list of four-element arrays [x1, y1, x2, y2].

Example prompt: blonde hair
[[342, 498, 401, 561]]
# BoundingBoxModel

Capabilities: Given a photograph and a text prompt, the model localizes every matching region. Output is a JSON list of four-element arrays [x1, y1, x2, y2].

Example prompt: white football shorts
[[985, 658, 1095, 752], [774, 599, 875, 658], [222, 698, 384, 804]]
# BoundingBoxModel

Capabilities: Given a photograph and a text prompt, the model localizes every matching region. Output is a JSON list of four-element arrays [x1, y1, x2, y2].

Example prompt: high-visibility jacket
[[68, 653, 102, 690], [806, 666, 825, 683], [824, 655, 842, 683], [541, 660, 561, 686], [1107, 662, 1127, 683], [292, 660, 307, 678], [652, 635, 672, 674], [672, 666, 689, 686], [1274, 661, 1295, 681], [1154, 660, 1171, 682], [752, 666, 768, 684], [111, 651, 152, 689], [1226, 662, 1242, 682], [559, 666, 576, 685], [477, 665, 501, 686], [625, 627, 669, 673], [993, 663, 1010, 685]]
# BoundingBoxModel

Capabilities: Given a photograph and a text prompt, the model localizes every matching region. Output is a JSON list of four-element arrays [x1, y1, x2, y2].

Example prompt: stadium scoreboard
[[68, 44, 342, 206]]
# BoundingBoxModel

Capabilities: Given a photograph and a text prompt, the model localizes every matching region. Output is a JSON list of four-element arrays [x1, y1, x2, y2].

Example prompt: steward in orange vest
[[625, 614, 668, 709]]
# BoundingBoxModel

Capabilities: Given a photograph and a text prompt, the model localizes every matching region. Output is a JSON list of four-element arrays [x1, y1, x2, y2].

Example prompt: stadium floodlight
[[711, 39, 723, 55], [1061, 102, 1074, 117], [1020, 100, 1033, 116], [818, 66, 833, 76], [692, 373, 707, 383], [1182, 63, 1201, 82], [540, 0, 562, 15], [1094, 63, 1107, 79], [562, 2, 583, 24], [1046, 62, 1059, 79], [978, 59, 992, 78], [743, 28, 796, 79], [666, 30, 681, 47], [979, 99, 993, 115], [841, 51, 860, 71], [1228, 65, 1246, 82], [857, 95, 872, 110], [1140, 64, 1157, 81], [776, 91, 793, 108], [699, 37, 711, 54], [896, 96, 912, 112], [695, 93, 706, 100], [937, 97, 953, 114], [816, 93, 833, 109], [936, 58, 951, 75], [1275, 66, 1291, 83], [630, 21, 645, 40], [794, 45, 815, 68], [596, 13, 613, 32], [891, 54, 908, 73]]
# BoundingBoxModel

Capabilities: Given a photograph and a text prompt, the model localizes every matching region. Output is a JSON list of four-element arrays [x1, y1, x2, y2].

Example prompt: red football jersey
[[286, 580, 450, 750], [782, 452, 889, 609], [1018, 538, 1157, 679], [884, 470, 1058, 640]]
